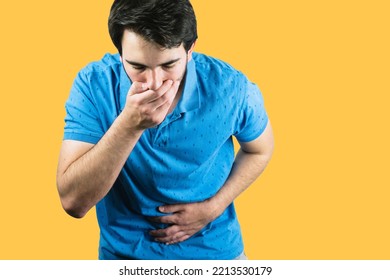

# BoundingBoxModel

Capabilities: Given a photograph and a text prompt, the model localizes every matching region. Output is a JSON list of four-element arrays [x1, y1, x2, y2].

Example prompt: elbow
[[61, 200, 88, 219], [56, 179, 88, 219], [262, 139, 275, 165], [58, 193, 89, 219], [66, 210, 87, 219], [265, 146, 274, 164]]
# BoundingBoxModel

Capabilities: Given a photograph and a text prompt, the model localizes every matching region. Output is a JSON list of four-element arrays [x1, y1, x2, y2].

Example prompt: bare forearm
[[57, 80, 178, 218], [149, 123, 274, 244], [149, 148, 273, 244], [209, 149, 272, 216], [57, 113, 143, 218]]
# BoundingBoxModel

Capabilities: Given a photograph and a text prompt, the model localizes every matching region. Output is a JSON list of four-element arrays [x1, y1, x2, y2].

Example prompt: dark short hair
[[108, 0, 198, 54]]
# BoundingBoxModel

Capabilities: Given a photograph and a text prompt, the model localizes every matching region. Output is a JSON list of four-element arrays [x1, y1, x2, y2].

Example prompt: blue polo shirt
[[64, 52, 268, 259]]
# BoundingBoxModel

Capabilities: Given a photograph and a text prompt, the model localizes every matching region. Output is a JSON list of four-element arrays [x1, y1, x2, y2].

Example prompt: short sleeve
[[234, 78, 269, 142], [63, 69, 104, 144]]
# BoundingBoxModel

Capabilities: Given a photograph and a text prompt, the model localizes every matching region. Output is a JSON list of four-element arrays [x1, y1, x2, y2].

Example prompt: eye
[[132, 65, 146, 71], [162, 63, 175, 70]]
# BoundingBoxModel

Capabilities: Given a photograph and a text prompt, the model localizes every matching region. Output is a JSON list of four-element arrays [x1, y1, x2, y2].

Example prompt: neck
[[168, 76, 186, 114]]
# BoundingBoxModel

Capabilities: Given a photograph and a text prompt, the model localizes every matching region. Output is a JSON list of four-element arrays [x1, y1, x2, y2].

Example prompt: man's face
[[121, 30, 193, 91]]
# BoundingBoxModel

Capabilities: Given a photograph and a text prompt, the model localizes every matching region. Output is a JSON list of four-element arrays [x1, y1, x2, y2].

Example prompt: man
[[57, 0, 274, 260]]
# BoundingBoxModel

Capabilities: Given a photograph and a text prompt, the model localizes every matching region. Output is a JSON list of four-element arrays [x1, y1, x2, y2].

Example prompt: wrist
[[116, 110, 145, 136], [205, 196, 226, 220]]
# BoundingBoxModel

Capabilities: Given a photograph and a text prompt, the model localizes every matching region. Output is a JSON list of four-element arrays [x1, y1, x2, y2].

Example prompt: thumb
[[159, 204, 183, 213]]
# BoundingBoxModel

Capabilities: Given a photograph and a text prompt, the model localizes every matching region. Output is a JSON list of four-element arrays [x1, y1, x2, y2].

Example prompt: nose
[[146, 68, 163, 90]]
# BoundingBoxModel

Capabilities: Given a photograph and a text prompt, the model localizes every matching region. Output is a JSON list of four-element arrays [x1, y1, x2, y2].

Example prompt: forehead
[[121, 30, 185, 64]]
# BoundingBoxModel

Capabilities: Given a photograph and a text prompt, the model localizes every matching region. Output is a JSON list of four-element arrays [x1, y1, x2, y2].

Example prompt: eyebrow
[[125, 58, 181, 68]]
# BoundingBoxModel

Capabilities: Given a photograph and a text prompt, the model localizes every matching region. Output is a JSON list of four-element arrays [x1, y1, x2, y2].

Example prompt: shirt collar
[[119, 55, 200, 114], [119, 59, 130, 113], [176, 57, 200, 113]]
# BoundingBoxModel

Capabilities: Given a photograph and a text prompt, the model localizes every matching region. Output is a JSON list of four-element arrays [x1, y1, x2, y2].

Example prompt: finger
[[152, 80, 180, 111], [147, 214, 177, 224], [158, 203, 185, 214], [144, 79, 179, 111], [153, 79, 175, 100], [128, 81, 148, 96], [149, 225, 180, 238], [177, 234, 191, 243], [154, 230, 187, 244], [166, 234, 191, 245], [159, 214, 180, 224], [149, 229, 167, 238], [139, 80, 173, 104]]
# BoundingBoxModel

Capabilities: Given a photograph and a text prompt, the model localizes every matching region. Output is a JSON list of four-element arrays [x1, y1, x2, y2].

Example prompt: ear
[[186, 40, 196, 62]]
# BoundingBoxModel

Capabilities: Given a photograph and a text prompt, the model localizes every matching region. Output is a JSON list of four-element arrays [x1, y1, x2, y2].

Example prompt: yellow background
[[0, 0, 389, 259]]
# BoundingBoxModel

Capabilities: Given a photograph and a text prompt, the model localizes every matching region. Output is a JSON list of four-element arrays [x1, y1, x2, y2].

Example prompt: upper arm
[[58, 67, 101, 182], [238, 120, 274, 157], [234, 77, 269, 143], [56, 140, 94, 183]]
